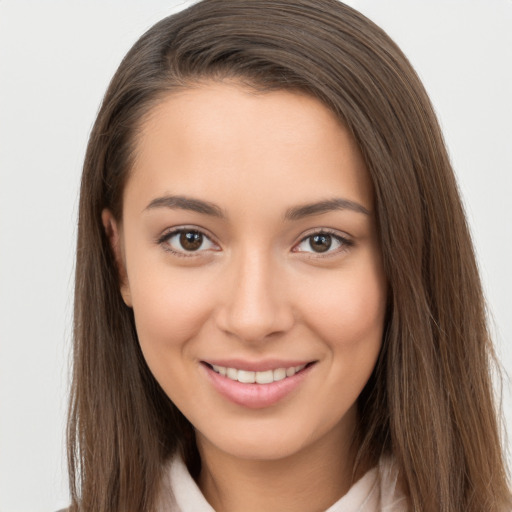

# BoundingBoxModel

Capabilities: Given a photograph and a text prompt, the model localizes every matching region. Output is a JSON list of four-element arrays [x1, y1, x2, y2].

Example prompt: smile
[[202, 361, 317, 408], [210, 364, 308, 384]]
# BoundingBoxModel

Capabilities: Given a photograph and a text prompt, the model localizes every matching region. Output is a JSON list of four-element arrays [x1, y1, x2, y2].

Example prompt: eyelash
[[157, 227, 219, 257], [157, 227, 353, 258], [293, 229, 354, 257]]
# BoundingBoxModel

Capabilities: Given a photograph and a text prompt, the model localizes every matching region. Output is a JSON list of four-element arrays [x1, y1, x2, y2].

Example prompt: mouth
[[200, 360, 317, 409], [202, 361, 315, 384]]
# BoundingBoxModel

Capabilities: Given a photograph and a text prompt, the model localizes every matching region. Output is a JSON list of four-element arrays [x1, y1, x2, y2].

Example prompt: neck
[[196, 420, 366, 512]]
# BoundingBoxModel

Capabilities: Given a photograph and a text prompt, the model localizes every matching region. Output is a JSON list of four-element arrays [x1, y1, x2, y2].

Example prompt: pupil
[[310, 234, 331, 252], [180, 231, 203, 251]]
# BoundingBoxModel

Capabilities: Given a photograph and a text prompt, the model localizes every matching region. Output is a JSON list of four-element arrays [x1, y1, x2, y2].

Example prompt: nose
[[215, 249, 294, 343]]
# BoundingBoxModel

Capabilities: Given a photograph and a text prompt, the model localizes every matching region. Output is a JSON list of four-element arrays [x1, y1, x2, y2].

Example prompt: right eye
[[159, 228, 218, 256]]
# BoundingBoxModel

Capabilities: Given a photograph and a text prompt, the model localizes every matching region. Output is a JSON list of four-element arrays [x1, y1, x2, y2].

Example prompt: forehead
[[125, 81, 373, 215]]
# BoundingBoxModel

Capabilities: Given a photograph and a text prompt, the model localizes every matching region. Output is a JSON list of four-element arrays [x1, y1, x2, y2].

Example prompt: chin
[[204, 433, 306, 462], [195, 412, 348, 464]]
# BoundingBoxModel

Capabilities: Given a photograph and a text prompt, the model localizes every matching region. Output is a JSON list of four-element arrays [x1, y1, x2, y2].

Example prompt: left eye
[[294, 232, 347, 254], [162, 229, 217, 254]]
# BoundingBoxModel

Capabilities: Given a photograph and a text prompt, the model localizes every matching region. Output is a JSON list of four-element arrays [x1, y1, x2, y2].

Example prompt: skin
[[103, 82, 387, 512]]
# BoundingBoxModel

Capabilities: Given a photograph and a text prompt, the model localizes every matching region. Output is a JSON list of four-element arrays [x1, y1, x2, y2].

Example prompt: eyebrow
[[144, 194, 370, 219], [284, 198, 370, 220], [144, 195, 225, 217]]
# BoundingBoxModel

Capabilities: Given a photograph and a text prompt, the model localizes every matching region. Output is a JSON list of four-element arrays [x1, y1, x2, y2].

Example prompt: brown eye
[[293, 231, 351, 256], [180, 231, 203, 251], [160, 228, 217, 255], [309, 234, 332, 253]]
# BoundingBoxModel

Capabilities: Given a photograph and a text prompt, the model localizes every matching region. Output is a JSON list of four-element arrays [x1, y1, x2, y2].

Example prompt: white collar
[[157, 454, 407, 511]]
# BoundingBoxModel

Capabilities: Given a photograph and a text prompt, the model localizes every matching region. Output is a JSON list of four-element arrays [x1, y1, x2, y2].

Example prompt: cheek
[[127, 268, 222, 414], [300, 262, 387, 348], [296, 254, 387, 410], [127, 265, 218, 359], [300, 258, 386, 415]]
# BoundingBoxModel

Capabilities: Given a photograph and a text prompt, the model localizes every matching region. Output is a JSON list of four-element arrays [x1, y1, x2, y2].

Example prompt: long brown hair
[[68, 1, 511, 510]]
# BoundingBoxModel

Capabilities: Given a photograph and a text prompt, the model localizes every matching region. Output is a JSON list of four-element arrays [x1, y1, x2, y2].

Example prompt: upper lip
[[202, 359, 316, 372]]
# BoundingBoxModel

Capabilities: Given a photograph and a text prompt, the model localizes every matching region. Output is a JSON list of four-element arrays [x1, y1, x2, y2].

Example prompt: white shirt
[[156, 455, 408, 511]]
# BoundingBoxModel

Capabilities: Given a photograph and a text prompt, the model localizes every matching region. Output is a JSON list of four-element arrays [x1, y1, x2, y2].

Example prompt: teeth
[[226, 367, 238, 380], [210, 364, 307, 384], [212, 365, 226, 376], [237, 370, 255, 383], [273, 368, 286, 381], [256, 370, 274, 384]]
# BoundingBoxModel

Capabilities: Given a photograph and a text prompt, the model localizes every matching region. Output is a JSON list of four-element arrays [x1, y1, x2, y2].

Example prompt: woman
[[68, 0, 511, 510]]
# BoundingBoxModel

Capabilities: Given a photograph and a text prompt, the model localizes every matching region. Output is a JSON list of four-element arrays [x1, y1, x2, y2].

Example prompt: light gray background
[[0, 1, 510, 511]]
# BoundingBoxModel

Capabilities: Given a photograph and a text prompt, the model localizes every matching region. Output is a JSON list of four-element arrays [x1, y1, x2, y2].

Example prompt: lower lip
[[202, 363, 315, 409]]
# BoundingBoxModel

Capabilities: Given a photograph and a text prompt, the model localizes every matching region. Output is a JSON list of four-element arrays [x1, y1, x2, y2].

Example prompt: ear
[[101, 209, 132, 307]]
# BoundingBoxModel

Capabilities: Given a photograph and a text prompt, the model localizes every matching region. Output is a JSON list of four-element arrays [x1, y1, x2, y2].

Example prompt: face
[[105, 82, 387, 462]]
